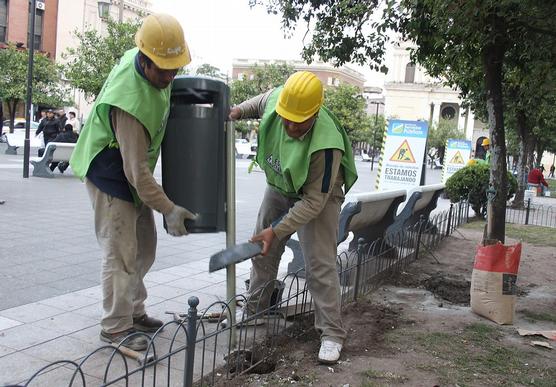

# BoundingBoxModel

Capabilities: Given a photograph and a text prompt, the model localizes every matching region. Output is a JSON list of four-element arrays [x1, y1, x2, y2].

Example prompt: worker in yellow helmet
[[70, 14, 197, 351], [228, 71, 358, 364], [481, 138, 491, 163]]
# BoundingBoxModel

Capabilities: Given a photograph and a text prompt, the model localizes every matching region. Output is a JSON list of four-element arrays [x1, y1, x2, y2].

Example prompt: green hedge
[[445, 163, 517, 217]]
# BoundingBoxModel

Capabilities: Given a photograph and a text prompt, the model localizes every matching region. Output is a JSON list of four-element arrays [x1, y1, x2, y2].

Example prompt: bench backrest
[[46, 142, 75, 162], [411, 183, 445, 214], [6, 132, 43, 148], [340, 189, 407, 248], [385, 184, 445, 240]]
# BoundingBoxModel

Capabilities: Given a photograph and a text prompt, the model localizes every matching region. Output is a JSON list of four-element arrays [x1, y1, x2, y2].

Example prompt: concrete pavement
[[0, 143, 446, 385]]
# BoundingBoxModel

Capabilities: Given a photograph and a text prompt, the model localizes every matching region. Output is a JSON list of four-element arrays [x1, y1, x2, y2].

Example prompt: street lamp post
[[23, 0, 37, 178], [420, 102, 435, 186], [369, 101, 384, 171], [370, 102, 379, 171], [118, 0, 124, 22]]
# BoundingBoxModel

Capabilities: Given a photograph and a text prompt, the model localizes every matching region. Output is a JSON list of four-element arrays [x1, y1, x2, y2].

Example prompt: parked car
[[1, 119, 41, 144], [235, 138, 256, 159], [2, 119, 39, 135]]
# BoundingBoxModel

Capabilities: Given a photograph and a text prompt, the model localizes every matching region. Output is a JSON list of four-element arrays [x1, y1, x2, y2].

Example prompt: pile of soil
[[209, 301, 406, 387], [204, 227, 556, 386]]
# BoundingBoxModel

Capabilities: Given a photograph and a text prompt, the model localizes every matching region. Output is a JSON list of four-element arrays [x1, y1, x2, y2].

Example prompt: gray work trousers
[[86, 180, 156, 333], [248, 186, 347, 344]]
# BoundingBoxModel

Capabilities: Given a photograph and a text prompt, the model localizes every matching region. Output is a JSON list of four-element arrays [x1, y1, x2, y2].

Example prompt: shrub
[[445, 163, 517, 217]]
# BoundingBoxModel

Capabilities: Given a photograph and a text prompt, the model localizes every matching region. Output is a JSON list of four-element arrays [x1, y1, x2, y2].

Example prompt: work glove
[[165, 205, 198, 236]]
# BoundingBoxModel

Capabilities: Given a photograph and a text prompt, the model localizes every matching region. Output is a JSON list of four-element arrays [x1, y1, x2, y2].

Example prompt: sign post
[[376, 119, 429, 191]]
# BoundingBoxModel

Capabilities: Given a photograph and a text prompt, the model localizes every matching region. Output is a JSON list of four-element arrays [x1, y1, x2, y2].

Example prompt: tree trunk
[[535, 142, 545, 166], [7, 99, 18, 134], [511, 110, 534, 209], [483, 15, 508, 243], [439, 146, 446, 165]]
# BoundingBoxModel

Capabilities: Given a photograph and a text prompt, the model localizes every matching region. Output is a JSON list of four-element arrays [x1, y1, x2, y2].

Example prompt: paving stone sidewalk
[[0, 142, 452, 385]]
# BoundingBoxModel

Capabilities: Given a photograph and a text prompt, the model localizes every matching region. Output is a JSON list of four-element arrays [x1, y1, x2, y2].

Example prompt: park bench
[[30, 142, 76, 178], [361, 151, 371, 162], [385, 183, 445, 241], [286, 189, 408, 276], [4, 132, 43, 155]]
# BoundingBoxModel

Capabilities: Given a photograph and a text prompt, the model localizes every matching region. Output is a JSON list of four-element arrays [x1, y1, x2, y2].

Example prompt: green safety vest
[[70, 48, 171, 203], [256, 87, 358, 198]]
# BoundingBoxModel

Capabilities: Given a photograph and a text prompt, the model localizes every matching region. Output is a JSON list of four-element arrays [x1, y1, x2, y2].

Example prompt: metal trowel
[[208, 242, 263, 272]]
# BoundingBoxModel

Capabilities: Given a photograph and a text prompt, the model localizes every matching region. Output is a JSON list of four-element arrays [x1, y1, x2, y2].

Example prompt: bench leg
[[31, 146, 56, 178], [5, 145, 17, 155]]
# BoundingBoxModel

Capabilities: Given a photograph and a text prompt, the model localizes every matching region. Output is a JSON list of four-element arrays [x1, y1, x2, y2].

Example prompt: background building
[[56, 0, 152, 119], [232, 58, 366, 89], [1, 0, 59, 119], [383, 40, 487, 150], [0, 0, 58, 57]]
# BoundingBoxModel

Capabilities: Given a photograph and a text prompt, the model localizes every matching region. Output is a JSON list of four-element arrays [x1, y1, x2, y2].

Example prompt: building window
[[327, 77, 339, 86], [237, 73, 244, 80], [27, 7, 44, 50], [404, 62, 416, 83], [0, 0, 7, 43], [441, 106, 456, 120]]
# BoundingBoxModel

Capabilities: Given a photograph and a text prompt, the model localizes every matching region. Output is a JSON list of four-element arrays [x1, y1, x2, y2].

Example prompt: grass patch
[[361, 369, 408, 386], [462, 221, 556, 247], [547, 179, 556, 198], [412, 323, 556, 386], [521, 309, 556, 323]]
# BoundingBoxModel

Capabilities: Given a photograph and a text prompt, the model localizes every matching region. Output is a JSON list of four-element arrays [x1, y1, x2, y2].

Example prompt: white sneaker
[[221, 307, 265, 328], [318, 340, 342, 364]]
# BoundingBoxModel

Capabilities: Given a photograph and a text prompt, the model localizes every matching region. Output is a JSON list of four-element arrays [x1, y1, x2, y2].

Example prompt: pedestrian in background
[[51, 123, 79, 173], [57, 109, 68, 129], [70, 14, 196, 351], [67, 111, 81, 133], [35, 109, 59, 151], [228, 71, 358, 364], [528, 164, 549, 195], [481, 138, 491, 163]]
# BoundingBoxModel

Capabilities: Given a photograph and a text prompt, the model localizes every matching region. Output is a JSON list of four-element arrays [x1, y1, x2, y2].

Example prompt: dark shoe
[[100, 329, 148, 351], [133, 314, 163, 333]]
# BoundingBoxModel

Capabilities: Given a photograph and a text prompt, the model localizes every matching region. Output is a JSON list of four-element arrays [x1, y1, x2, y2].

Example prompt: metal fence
[[505, 198, 556, 228], [12, 200, 470, 387]]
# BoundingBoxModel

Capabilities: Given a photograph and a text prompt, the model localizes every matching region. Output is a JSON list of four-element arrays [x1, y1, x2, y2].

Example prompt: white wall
[[383, 40, 483, 140]]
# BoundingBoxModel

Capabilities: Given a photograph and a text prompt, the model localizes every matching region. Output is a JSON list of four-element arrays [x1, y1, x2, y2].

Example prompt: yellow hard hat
[[276, 71, 324, 123], [135, 14, 191, 70], [481, 138, 490, 146]]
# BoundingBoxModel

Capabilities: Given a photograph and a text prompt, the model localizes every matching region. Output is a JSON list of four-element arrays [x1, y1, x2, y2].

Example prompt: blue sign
[[387, 120, 429, 139], [447, 139, 472, 150]]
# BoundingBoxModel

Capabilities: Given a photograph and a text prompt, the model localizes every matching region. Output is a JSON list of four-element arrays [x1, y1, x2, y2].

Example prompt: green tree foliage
[[195, 63, 225, 80], [0, 44, 68, 132], [253, 0, 556, 242], [427, 119, 465, 164], [368, 114, 386, 153], [445, 163, 517, 219], [324, 84, 370, 143], [230, 63, 294, 135], [230, 63, 294, 105], [62, 18, 141, 100]]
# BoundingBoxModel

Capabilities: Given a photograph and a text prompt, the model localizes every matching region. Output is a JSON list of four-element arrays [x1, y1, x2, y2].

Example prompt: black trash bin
[[162, 76, 229, 233]]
